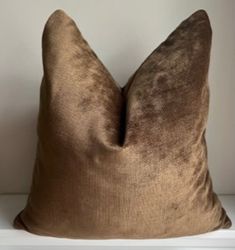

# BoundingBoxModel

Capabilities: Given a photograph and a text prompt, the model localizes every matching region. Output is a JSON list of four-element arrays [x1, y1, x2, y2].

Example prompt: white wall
[[0, 0, 234, 194]]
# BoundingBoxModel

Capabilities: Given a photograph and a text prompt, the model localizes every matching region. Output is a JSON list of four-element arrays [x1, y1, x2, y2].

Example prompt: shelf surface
[[0, 194, 234, 247]]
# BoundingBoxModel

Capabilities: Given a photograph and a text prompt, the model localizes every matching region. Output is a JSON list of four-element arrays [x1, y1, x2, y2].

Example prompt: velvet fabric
[[14, 9, 231, 238]]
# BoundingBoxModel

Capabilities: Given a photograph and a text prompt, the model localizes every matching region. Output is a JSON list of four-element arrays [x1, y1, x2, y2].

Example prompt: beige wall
[[0, 0, 234, 194]]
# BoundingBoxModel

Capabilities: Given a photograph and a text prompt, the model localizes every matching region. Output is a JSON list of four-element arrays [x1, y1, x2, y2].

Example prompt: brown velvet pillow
[[14, 9, 231, 238]]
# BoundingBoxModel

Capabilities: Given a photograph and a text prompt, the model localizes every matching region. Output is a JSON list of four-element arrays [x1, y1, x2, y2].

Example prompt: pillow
[[14, 9, 231, 239]]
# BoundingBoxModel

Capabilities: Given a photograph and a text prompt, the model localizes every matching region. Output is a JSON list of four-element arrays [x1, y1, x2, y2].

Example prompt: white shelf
[[0, 195, 234, 248]]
